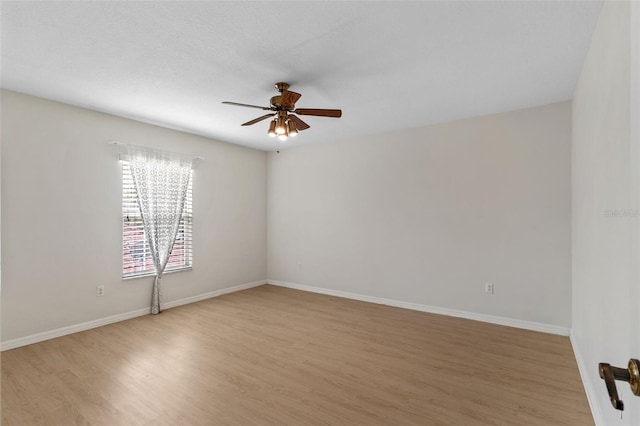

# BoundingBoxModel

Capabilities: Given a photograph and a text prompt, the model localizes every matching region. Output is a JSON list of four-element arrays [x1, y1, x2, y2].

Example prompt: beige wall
[[572, 1, 640, 424], [268, 102, 572, 329], [1, 90, 267, 342]]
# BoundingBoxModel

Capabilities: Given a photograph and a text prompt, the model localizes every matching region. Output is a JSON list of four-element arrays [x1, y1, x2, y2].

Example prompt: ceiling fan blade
[[294, 108, 342, 118], [222, 101, 271, 110], [280, 90, 302, 109], [289, 114, 310, 131], [241, 113, 275, 126]]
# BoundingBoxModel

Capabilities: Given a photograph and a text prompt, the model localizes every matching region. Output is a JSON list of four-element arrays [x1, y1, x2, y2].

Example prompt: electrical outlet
[[298, 262, 302, 269], [96, 285, 105, 297], [485, 283, 494, 294]]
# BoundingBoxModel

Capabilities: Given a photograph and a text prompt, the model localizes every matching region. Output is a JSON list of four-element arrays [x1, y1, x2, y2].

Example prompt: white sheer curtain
[[126, 145, 193, 314]]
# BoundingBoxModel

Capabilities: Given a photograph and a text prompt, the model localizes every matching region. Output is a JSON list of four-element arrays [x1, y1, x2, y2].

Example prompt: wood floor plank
[[2, 285, 593, 425]]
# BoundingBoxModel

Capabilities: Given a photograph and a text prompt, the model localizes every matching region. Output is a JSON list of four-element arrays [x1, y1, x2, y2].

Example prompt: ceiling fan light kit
[[287, 120, 298, 137], [267, 120, 277, 137], [275, 113, 287, 135], [223, 82, 342, 145]]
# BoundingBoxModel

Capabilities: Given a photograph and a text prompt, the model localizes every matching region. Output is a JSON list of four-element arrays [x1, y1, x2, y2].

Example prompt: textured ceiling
[[1, 1, 602, 151]]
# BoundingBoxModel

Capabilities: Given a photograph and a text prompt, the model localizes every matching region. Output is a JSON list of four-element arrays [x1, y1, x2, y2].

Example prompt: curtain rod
[[110, 141, 205, 160]]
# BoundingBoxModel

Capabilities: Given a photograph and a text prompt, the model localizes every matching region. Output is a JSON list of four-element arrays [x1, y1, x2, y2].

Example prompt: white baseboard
[[570, 332, 602, 426], [3, 278, 569, 351], [1, 307, 151, 352], [267, 279, 571, 336], [162, 279, 266, 310], [1, 279, 267, 351]]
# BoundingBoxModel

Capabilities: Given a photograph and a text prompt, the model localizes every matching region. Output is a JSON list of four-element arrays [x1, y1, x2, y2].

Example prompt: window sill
[[122, 266, 192, 281]]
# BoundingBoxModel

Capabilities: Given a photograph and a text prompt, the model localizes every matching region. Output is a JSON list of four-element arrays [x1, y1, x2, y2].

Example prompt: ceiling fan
[[222, 82, 342, 141]]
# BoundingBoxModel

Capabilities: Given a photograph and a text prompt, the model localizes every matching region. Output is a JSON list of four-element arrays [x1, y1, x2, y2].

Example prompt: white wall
[[1, 90, 267, 342], [268, 102, 572, 329], [572, 1, 640, 425]]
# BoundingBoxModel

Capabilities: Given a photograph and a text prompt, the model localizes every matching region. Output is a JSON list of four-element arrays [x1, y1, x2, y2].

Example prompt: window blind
[[122, 162, 193, 278]]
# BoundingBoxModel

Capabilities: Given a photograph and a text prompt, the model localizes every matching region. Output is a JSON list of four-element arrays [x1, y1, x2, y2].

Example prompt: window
[[122, 161, 193, 278]]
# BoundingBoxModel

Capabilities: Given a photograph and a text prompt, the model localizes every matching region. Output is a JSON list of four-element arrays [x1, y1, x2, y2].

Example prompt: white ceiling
[[1, 1, 602, 151]]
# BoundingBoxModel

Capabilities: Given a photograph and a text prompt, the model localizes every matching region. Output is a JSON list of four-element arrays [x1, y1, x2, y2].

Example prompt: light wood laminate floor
[[2, 285, 593, 425]]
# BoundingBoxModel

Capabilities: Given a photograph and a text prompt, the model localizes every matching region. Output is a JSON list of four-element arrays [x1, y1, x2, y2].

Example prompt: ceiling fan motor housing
[[272, 82, 292, 108], [270, 95, 283, 108]]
